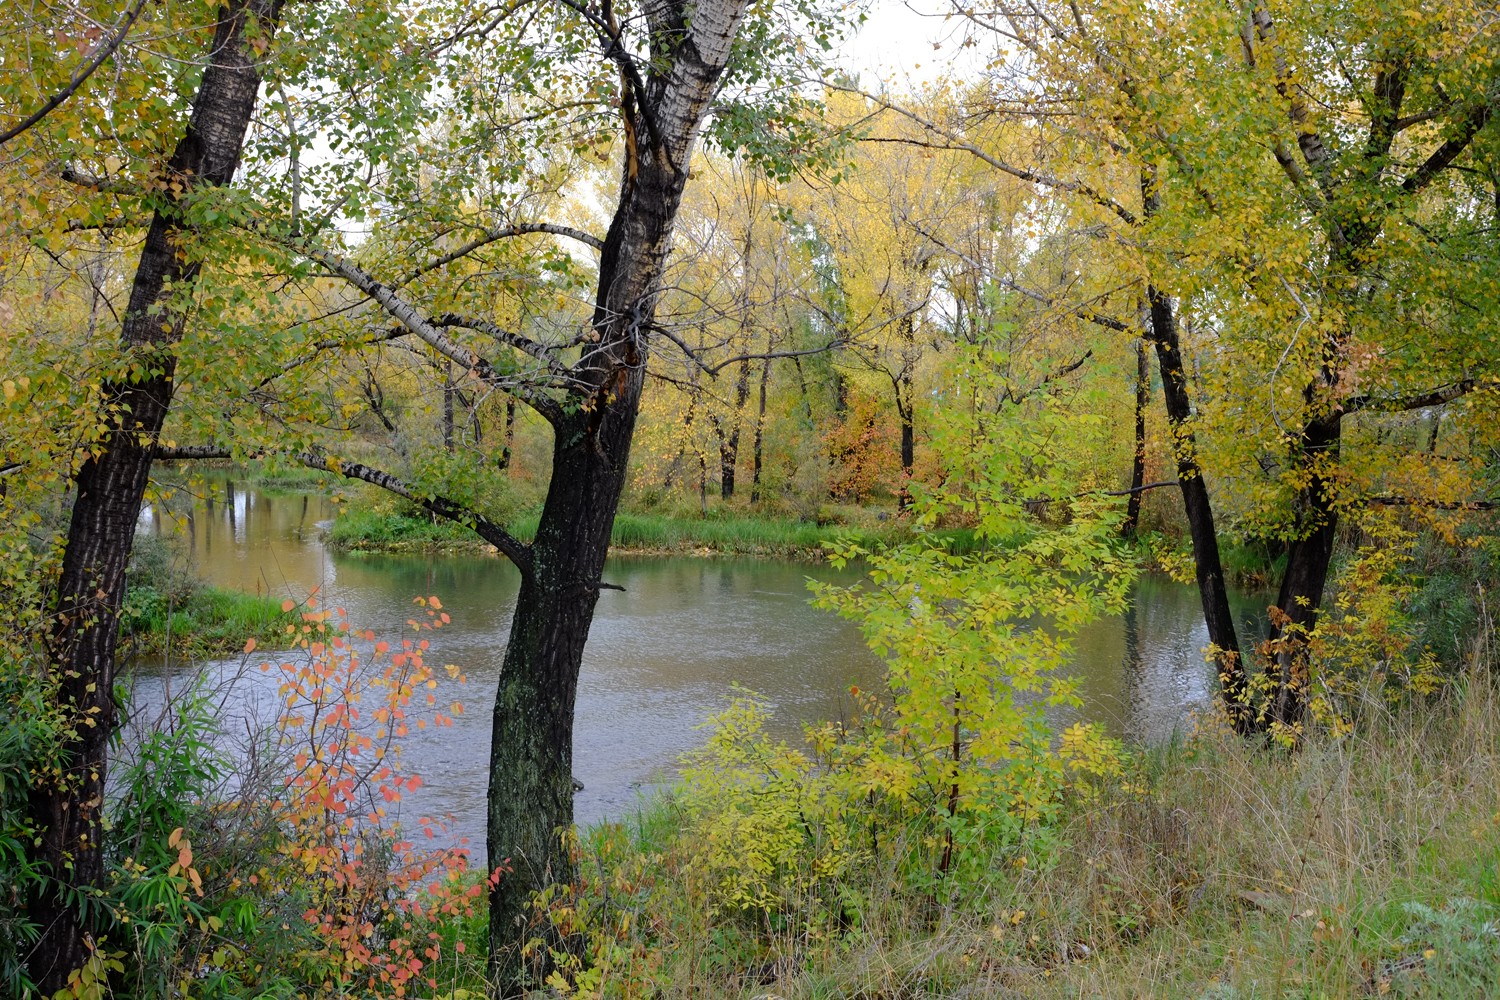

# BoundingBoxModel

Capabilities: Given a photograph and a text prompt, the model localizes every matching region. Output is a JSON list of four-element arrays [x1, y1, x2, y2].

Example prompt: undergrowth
[[535, 669, 1500, 999]]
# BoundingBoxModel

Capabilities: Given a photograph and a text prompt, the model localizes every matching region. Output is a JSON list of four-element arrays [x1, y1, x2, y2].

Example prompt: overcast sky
[[840, 0, 984, 88]]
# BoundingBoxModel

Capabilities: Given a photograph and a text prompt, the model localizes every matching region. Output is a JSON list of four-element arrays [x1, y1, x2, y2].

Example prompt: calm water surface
[[128, 481, 1267, 856]]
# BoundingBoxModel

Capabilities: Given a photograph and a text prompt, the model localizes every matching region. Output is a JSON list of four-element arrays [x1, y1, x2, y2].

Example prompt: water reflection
[[128, 480, 1270, 856]]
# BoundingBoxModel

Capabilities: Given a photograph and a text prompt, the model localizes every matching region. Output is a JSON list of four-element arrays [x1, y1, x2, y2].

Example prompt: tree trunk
[[1146, 283, 1253, 734], [1140, 170, 1252, 734], [27, 2, 282, 990], [1264, 413, 1341, 731], [1123, 335, 1150, 538], [443, 358, 456, 452], [499, 396, 516, 470], [485, 3, 747, 989], [897, 380, 915, 510], [750, 355, 771, 504], [486, 408, 638, 991], [719, 358, 751, 499]]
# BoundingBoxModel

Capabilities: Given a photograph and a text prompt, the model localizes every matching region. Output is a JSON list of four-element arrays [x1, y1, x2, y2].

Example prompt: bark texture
[[484, 3, 749, 992], [1146, 283, 1252, 734], [27, 2, 282, 990]]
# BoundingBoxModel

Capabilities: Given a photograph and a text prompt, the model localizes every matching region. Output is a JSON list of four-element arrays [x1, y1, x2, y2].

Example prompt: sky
[[839, 0, 986, 88]]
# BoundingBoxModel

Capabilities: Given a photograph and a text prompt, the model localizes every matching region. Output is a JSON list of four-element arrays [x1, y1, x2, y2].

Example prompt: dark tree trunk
[[485, 5, 747, 990], [1146, 284, 1253, 734], [443, 358, 456, 452], [719, 358, 751, 499], [897, 385, 915, 507], [499, 396, 516, 470], [1264, 414, 1341, 730], [1123, 335, 1150, 538], [895, 312, 917, 510], [750, 355, 771, 503], [26, 1, 282, 990], [1140, 170, 1252, 734]]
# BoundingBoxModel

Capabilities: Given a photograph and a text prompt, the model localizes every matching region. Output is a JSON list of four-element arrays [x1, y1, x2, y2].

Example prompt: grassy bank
[[324, 507, 982, 560], [119, 583, 296, 660], [528, 679, 1500, 999]]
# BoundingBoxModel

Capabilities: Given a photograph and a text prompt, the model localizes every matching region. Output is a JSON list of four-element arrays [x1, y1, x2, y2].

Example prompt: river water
[[128, 481, 1267, 855]]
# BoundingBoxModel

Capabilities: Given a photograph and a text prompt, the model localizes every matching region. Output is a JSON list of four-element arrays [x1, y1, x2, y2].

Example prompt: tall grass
[[119, 585, 295, 659]]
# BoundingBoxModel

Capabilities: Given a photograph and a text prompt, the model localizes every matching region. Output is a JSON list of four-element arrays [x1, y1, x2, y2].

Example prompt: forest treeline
[[1, 0, 1498, 995]]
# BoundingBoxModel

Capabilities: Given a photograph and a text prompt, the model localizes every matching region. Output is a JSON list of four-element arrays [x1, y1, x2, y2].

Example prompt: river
[[127, 480, 1268, 855]]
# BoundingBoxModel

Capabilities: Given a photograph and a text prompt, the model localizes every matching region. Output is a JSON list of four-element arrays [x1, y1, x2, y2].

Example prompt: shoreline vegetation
[[551, 675, 1500, 1000], [322, 506, 908, 560], [119, 583, 295, 660]]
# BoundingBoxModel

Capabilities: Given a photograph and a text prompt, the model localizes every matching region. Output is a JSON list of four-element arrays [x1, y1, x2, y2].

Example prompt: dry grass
[[739, 662, 1500, 1000]]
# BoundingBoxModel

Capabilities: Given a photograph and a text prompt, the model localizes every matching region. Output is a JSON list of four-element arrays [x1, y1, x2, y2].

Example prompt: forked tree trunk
[[27, 2, 282, 990], [485, 4, 748, 991]]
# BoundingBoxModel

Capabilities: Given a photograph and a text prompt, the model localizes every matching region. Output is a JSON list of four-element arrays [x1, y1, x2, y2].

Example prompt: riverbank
[[323, 507, 979, 560], [119, 583, 295, 660], [456, 676, 1497, 999]]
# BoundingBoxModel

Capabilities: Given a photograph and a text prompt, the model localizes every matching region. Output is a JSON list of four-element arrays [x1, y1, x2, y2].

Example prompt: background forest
[[2, 0, 1499, 996]]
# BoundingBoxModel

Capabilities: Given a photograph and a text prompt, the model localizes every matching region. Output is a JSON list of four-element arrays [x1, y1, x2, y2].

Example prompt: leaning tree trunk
[[1146, 284, 1253, 735], [485, 2, 748, 990], [26, 1, 283, 990], [1140, 171, 1252, 734]]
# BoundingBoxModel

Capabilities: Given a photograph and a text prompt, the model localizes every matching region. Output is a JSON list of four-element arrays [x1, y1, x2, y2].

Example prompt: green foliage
[[118, 537, 295, 659], [0, 666, 64, 998]]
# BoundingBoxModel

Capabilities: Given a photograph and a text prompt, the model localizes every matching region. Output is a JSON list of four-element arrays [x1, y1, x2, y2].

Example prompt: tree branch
[[433, 313, 574, 379], [1344, 378, 1479, 413], [1402, 103, 1494, 194], [59, 165, 139, 196], [151, 445, 535, 573], [1366, 495, 1500, 511], [303, 243, 566, 425], [0, 0, 149, 146], [834, 85, 1139, 227], [395, 222, 604, 288]]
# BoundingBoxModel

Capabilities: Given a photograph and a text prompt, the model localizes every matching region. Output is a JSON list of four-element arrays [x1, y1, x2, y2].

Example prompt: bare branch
[[152, 445, 535, 573], [1344, 378, 1481, 413], [833, 84, 1139, 227], [298, 453, 533, 571], [1366, 495, 1500, 511], [433, 313, 574, 378], [0, 0, 149, 147], [303, 243, 566, 424], [395, 222, 604, 288]]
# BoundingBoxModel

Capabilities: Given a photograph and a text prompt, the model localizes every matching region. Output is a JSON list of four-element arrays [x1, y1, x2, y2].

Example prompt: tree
[[940, 0, 1500, 733], [153, 2, 854, 990], [6, 1, 287, 987], [838, 65, 1254, 729]]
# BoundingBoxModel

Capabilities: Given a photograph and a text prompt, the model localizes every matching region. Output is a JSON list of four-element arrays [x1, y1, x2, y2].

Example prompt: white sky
[[838, 0, 986, 89]]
